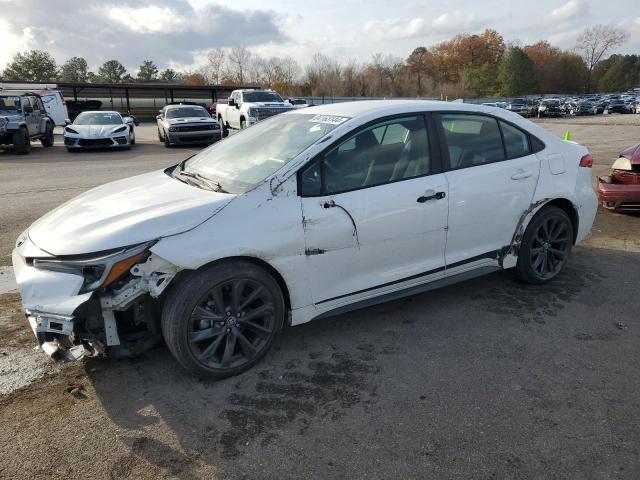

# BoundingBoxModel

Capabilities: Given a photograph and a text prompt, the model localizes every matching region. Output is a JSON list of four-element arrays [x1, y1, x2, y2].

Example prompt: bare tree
[[228, 46, 252, 84], [205, 48, 226, 84], [576, 25, 628, 91]]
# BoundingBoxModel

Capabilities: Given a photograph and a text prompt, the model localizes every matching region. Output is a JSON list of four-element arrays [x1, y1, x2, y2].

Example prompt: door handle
[[511, 170, 533, 180], [417, 191, 446, 203]]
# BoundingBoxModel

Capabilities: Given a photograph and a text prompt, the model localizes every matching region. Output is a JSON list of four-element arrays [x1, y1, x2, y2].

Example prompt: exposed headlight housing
[[64, 126, 79, 134], [31, 242, 154, 293]]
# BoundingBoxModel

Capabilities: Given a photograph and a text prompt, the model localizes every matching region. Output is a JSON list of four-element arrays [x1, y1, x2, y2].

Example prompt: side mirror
[[235, 103, 241, 109], [228, 98, 236, 107], [123, 116, 135, 126], [64, 118, 71, 126], [156, 115, 162, 120]]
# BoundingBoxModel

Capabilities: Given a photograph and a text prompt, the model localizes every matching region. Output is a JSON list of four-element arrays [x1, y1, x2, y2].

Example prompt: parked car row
[[482, 91, 640, 119]]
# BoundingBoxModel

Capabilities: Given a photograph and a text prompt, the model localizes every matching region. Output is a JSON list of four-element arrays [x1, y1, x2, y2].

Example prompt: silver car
[[157, 104, 221, 147], [64, 111, 135, 151]]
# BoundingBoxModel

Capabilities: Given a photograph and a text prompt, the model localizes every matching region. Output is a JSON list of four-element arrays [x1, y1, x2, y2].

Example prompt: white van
[[0, 83, 69, 126]]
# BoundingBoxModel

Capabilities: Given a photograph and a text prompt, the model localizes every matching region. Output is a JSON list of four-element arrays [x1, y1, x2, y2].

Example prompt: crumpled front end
[[12, 235, 181, 361]]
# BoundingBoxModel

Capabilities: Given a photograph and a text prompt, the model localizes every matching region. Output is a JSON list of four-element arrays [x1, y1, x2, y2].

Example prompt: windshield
[[542, 100, 560, 106], [182, 113, 348, 193], [0, 96, 21, 111], [243, 91, 284, 103], [75, 112, 123, 125], [166, 107, 208, 119]]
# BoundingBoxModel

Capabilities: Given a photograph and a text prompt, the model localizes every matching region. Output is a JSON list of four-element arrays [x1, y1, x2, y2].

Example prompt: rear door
[[299, 114, 449, 308], [435, 113, 541, 267]]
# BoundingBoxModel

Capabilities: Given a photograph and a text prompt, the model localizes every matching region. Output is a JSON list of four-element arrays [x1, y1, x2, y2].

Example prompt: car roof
[[296, 100, 510, 118]]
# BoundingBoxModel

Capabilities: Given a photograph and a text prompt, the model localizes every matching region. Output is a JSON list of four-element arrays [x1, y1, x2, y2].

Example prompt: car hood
[[28, 170, 234, 256], [620, 143, 640, 164], [167, 117, 217, 125], [68, 124, 126, 137]]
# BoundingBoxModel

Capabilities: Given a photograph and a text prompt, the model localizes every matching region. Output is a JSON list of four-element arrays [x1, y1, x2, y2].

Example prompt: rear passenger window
[[438, 114, 505, 169], [500, 121, 530, 158]]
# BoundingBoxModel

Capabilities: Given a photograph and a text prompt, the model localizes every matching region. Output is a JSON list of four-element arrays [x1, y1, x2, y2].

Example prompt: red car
[[597, 143, 640, 212]]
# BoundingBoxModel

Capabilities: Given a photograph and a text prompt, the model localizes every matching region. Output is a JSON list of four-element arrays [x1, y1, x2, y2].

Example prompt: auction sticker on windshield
[[309, 114, 349, 125]]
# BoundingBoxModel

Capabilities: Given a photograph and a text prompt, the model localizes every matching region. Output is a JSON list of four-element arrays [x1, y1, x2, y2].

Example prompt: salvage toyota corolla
[[12, 101, 597, 377]]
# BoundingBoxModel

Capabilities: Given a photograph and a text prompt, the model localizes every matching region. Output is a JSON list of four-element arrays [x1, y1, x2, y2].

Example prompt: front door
[[299, 114, 449, 309]]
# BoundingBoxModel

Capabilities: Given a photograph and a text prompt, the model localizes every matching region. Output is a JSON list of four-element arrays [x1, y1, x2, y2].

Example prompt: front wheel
[[161, 261, 285, 377], [13, 127, 31, 155], [515, 206, 573, 284]]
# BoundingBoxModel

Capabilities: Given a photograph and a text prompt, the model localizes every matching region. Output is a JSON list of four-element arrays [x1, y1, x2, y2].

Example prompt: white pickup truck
[[216, 89, 294, 135]]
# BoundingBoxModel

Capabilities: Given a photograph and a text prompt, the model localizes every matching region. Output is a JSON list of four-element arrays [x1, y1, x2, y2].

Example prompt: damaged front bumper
[[597, 177, 640, 212], [12, 236, 180, 361]]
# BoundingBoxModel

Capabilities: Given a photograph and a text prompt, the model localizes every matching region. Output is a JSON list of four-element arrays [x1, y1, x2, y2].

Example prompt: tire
[[130, 127, 136, 145], [161, 261, 285, 377], [41, 122, 54, 147], [164, 131, 171, 148], [220, 118, 229, 138], [13, 127, 31, 155], [240, 118, 246, 129], [515, 206, 573, 284]]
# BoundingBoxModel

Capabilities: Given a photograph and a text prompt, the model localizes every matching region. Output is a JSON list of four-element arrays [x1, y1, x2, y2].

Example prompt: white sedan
[[64, 111, 135, 151], [13, 100, 597, 376]]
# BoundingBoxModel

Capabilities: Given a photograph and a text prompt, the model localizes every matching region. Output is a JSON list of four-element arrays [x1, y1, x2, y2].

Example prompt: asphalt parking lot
[[1, 115, 639, 479]]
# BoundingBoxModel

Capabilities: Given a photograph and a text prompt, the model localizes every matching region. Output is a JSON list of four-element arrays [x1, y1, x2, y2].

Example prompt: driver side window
[[300, 116, 430, 196]]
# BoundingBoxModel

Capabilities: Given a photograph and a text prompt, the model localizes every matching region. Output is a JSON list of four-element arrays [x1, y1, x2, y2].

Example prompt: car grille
[[114, 136, 128, 145], [255, 108, 289, 121], [78, 138, 113, 147], [64, 137, 75, 146], [173, 125, 216, 132]]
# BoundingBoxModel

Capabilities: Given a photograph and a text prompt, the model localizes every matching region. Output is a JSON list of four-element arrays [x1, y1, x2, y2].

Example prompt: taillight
[[579, 154, 593, 168]]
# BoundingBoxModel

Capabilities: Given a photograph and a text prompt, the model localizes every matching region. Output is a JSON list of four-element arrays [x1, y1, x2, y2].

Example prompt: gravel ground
[[0, 114, 639, 479]]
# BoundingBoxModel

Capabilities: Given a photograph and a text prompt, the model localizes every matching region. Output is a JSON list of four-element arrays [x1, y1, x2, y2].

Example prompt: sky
[[0, 0, 638, 73]]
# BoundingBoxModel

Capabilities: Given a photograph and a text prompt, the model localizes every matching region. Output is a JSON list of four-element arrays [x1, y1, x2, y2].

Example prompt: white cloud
[[550, 0, 587, 21], [364, 11, 483, 41], [0, 20, 35, 68], [108, 6, 188, 34]]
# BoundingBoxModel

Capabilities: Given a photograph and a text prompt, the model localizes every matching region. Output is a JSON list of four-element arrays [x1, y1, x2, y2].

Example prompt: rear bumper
[[597, 179, 640, 211]]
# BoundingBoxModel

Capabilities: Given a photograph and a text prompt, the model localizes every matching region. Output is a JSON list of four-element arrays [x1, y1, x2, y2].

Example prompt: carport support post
[[125, 88, 130, 114], [72, 87, 78, 102], [109, 87, 113, 109], [170, 89, 174, 103]]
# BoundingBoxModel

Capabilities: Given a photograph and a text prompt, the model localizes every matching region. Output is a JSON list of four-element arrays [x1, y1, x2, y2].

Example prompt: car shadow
[[84, 245, 640, 478]]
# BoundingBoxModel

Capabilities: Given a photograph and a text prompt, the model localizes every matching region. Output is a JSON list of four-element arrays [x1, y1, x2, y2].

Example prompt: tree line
[[1, 24, 636, 98]]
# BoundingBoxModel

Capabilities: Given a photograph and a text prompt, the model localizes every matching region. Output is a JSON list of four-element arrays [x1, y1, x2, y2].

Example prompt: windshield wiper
[[179, 171, 229, 193]]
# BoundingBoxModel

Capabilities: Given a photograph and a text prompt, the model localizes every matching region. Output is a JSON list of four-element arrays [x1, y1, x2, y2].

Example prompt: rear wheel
[[515, 206, 573, 284], [130, 127, 136, 145], [13, 127, 31, 155], [240, 118, 246, 129], [164, 131, 171, 148], [161, 261, 285, 377], [41, 122, 54, 147]]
